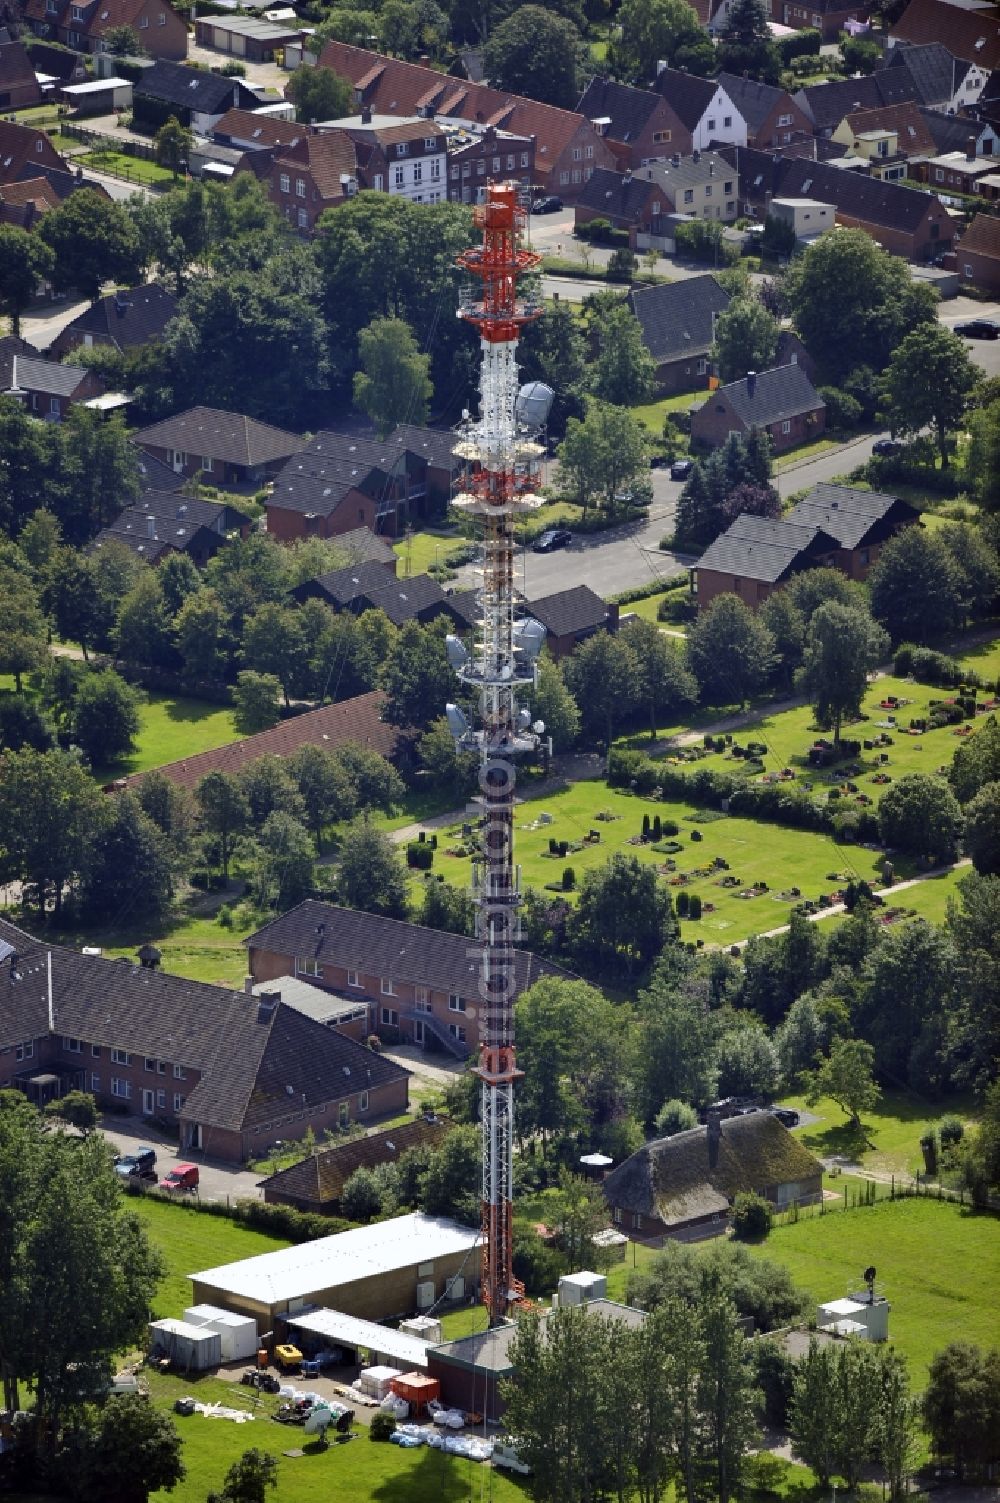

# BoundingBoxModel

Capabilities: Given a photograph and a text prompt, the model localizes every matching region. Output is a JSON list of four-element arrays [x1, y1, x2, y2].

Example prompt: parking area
[[101, 1115, 264, 1203]]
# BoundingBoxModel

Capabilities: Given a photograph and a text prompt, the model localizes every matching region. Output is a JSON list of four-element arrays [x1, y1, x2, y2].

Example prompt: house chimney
[[709, 161, 715, 174], [257, 991, 280, 1024], [693, 147, 701, 163], [747, 370, 757, 397], [672, 151, 681, 166], [361, 104, 372, 124], [967, 136, 977, 161], [707, 1110, 722, 1169]]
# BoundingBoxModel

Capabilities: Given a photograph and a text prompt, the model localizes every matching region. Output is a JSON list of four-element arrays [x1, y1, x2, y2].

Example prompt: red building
[[690, 365, 826, 454]]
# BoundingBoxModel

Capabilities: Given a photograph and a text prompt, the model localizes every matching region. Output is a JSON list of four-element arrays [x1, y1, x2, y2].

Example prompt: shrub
[[920, 1129, 938, 1174], [777, 26, 820, 59], [654, 1098, 698, 1137], [406, 840, 434, 870], [690, 829, 703, 842], [642, 813, 651, 839], [894, 643, 979, 688], [607, 246, 639, 282], [939, 1115, 964, 1151], [370, 1413, 397, 1442], [819, 387, 863, 430], [732, 1191, 773, 1240]]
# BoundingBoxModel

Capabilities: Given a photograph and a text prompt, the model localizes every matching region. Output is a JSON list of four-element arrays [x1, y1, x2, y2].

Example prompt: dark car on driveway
[[670, 458, 694, 480], [114, 1146, 157, 1181], [872, 438, 901, 457], [532, 528, 572, 552], [531, 196, 563, 214], [954, 318, 1000, 340]]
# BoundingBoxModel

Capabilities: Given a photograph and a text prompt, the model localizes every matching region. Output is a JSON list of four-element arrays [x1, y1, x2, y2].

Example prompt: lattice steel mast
[[446, 183, 547, 1329]]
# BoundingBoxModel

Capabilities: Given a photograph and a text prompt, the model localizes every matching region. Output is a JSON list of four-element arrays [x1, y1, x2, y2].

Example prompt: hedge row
[[894, 643, 984, 689], [124, 1179, 350, 1243]]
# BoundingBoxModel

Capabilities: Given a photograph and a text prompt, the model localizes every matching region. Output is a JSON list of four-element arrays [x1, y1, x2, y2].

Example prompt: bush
[[370, 1413, 397, 1442], [894, 643, 979, 688], [732, 1191, 773, 1240], [654, 1098, 698, 1137], [406, 840, 434, 870], [607, 246, 639, 282], [676, 889, 690, 916], [819, 386, 862, 430], [777, 26, 820, 59], [939, 1115, 964, 1151]]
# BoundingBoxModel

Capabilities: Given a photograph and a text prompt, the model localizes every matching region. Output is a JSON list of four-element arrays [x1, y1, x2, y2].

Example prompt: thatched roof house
[[604, 1113, 823, 1242]]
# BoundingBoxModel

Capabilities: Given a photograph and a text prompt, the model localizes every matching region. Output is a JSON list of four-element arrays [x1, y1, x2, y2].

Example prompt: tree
[[249, 811, 315, 910], [869, 526, 962, 643], [353, 316, 432, 437], [712, 296, 780, 383], [0, 696, 53, 755], [881, 323, 978, 467], [341, 1166, 386, 1222], [285, 64, 353, 124], [965, 781, 1000, 876], [419, 1124, 481, 1223], [951, 715, 1000, 804], [528, 654, 580, 755], [558, 401, 649, 519], [116, 571, 173, 671], [516, 977, 629, 1151], [241, 603, 306, 708], [174, 588, 230, 684], [965, 399, 1000, 511], [785, 564, 862, 622], [879, 773, 963, 864], [0, 565, 48, 693], [157, 552, 200, 620], [798, 601, 888, 744], [654, 1098, 698, 1136], [571, 853, 675, 977], [627, 1238, 808, 1332], [623, 617, 698, 741], [335, 742, 404, 813], [0, 395, 58, 540], [592, 304, 655, 405], [154, 116, 192, 179], [381, 621, 454, 732], [60, 407, 142, 540], [633, 968, 719, 1123], [71, 670, 141, 769], [420, 877, 476, 935], [76, 1396, 184, 1503], [80, 790, 173, 922], [518, 300, 588, 438], [102, 22, 143, 53], [0, 225, 54, 339], [611, 0, 712, 81], [288, 744, 355, 849], [760, 590, 806, 688], [337, 817, 408, 918], [44, 1090, 98, 1136], [784, 228, 937, 382], [790, 1339, 842, 1486], [715, 1023, 781, 1098], [39, 189, 142, 304], [196, 771, 249, 880], [922, 1343, 1000, 1481], [807, 1036, 880, 1128], [483, 4, 585, 107], [233, 671, 281, 736], [0, 748, 104, 917], [716, 0, 780, 81], [564, 630, 641, 750], [209, 1448, 278, 1503], [938, 523, 1000, 626], [946, 872, 1000, 1096], [878, 1350, 921, 1503], [698, 1297, 760, 1503], [686, 593, 775, 707]]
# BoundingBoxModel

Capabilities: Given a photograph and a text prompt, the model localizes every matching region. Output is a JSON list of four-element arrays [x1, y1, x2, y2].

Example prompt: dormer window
[[424, 137, 437, 150], [70, 3, 82, 17], [395, 142, 408, 156]]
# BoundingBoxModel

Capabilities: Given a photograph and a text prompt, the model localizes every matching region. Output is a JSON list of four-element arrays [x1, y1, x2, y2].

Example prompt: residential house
[[132, 60, 260, 134], [133, 405, 304, 486], [693, 513, 844, 610], [324, 113, 448, 203], [0, 121, 66, 184], [0, 175, 61, 227], [830, 100, 938, 177], [291, 559, 477, 630], [642, 149, 740, 220], [794, 72, 921, 135], [573, 165, 667, 242], [651, 67, 747, 151], [784, 483, 921, 578], [715, 73, 812, 149], [133, 445, 185, 493], [59, 75, 134, 114], [241, 130, 358, 233], [890, 0, 1000, 73], [577, 75, 694, 169], [317, 40, 616, 200], [603, 1113, 823, 1241], [49, 282, 177, 360], [213, 106, 308, 153], [438, 121, 534, 204], [770, 0, 868, 41], [956, 210, 1000, 288], [627, 273, 731, 392], [724, 143, 954, 257], [528, 586, 619, 659], [194, 15, 306, 62], [919, 107, 998, 157], [0, 34, 42, 109], [879, 39, 990, 110], [917, 147, 999, 191], [0, 916, 410, 1164], [123, 690, 400, 793], [0, 347, 106, 420], [250, 974, 371, 1042], [92, 487, 249, 567], [691, 363, 826, 453], [24, 0, 187, 60], [329, 525, 398, 570], [266, 424, 460, 541], [261, 1115, 453, 1212], [246, 899, 575, 1059]]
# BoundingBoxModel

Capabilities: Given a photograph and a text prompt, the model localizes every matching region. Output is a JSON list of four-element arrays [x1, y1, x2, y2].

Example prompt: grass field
[[960, 632, 1000, 686], [631, 391, 705, 434], [130, 1197, 290, 1319], [744, 1196, 1000, 1382], [93, 694, 240, 782], [393, 529, 464, 576], [620, 590, 674, 623], [144, 1368, 529, 1503], [78, 149, 176, 187], [777, 1089, 981, 1180], [772, 438, 845, 472]]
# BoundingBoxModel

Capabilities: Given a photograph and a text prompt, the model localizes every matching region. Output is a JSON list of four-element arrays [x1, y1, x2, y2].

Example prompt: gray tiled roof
[[574, 166, 659, 221], [58, 282, 177, 352], [880, 41, 972, 106], [0, 350, 92, 397], [628, 273, 731, 365], [794, 71, 919, 131], [920, 106, 991, 151], [723, 143, 944, 234], [577, 76, 662, 142], [695, 512, 840, 583], [262, 1114, 452, 1205], [529, 584, 612, 639], [245, 900, 574, 999], [715, 72, 790, 133], [133, 447, 186, 492], [270, 424, 459, 519], [651, 67, 718, 130], [135, 406, 303, 468], [300, 561, 458, 626], [785, 484, 916, 549], [334, 526, 397, 566], [703, 362, 825, 428], [135, 60, 257, 113]]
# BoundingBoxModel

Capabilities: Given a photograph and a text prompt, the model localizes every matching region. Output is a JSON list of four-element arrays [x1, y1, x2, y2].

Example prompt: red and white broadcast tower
[[446, 183, 548, 1329]]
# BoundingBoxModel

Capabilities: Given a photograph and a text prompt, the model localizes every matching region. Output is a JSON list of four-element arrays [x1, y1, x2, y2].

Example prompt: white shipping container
[[183, 1304, 259, 1363], [149, 1318, 222, 1371]]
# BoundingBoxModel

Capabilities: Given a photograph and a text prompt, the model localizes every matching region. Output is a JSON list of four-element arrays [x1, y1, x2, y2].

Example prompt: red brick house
[[528, 586, 619, 659], [241, 129, 358, 234], [24, 0, 187, 59], [246, 900, 574, 1060], [628, 274, 732, 392], [317, 39, 615, 200], [784, 484, 921, 579], [443, 121, 534, 204], [0, 121, 66, 184], [891, 0, 1000, 72], [133, 405, 304, 486], [49, 282, 178, 361], [577, 75, 693, 168], [261, 1115, 452, 1211], [0, 35, 42, 110], [0, 346, 106, 420], [691, 364, 826, 454], [0, 916, 409, 1164], [956, 211, 1000, 290], [771, 0, 867, 41], [0, 175, 61, 227], [715, 73, 812, 149], [213, 107, 309, 153]]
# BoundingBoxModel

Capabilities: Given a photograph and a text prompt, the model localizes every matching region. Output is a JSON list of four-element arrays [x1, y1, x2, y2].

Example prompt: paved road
[[939, 295, 1000, 380], [100, 1115, 265, 1204], [21, 296, 92, 350]]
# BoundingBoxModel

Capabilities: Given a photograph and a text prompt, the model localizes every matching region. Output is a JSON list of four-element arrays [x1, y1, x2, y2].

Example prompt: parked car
[[872, 439, 901, 457], [531, 195, 563, 214], [954, 318, 1000, 340], [670, 458, 694, 480], [159, 1162, 199, 1193], [114, 1146, 157, 1180], [771, 1107, 800, 1129], [532, 528, 572, 553]]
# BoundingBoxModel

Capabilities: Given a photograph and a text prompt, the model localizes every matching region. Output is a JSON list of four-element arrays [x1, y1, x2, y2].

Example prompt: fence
[[61, 120, 157, 161], [776, 1171, 999, 1225]]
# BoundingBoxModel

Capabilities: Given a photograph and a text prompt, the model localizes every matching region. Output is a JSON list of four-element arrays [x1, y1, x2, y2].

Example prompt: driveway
[[939, 295, 1000, 381], [100, 1115, 264, 1203], [21, 296, 92, 350]]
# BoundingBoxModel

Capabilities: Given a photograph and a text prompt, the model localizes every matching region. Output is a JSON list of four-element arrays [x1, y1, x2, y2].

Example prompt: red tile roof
[[891, 0, 1000, 71], [124, 689, 399, 791], [959, 211, 1000, 259], [0, 121, 66, 183], [839, 100, 938, 156], [274, 129, 358, 200], [214, 107, 309, 148]]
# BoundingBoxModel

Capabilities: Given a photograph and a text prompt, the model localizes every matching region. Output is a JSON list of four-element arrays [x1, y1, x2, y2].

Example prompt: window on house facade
[[295, 956, 320, 977], [16, 1041, 33, 1062], [935, 168, 944, 181], [449, 1023, 467, 1042], [111, 1078, 131, 1099], [394, 165, 405, 187], [279, 172, 290, 193], [158, 11, 165, 20], [339, 1101, 350, 1126], [144, 1057, 157, 1072], [684, 188, 693, 203], [724, 116, 732, 127], [111, 1048, 131, 1065], [174, 1093, 185, 1112], [92, 1044, 100, 1057], [380, 977, 395, 995], [424, 137, 437, 150], [572, 146, 581, 160], [506, 154, 515, 169], [297, 208, 308, 228], [633, 1211, 643, 1230], [476, 161, 484, 175], [157, 1089, 167, 1109], [782, 419, 791, 434], [296, 178, 305, 196], [173, 1064, 186, 1080], [91, 1073, 100, 1092], [138, 14, 148, 25], [413, 162, 422, 183], [778, 113, 792, 127], [396, 142, 408, 156], [521, 152, 529, 166], [653, 129, 671, 143], [559, 170, 569, 184], [374, 172, 384, 190], [430, 157, 440, 179], [572, 168, 580, 183], [448, 995, 466, 1012], [63, 1036, 81, 1053], [965, 262, 974, 276], [381, 1007, 398, 1026], [359, 1091, 369, 1112]]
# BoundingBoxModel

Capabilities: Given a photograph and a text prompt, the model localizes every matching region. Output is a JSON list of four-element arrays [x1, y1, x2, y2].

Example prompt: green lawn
[[78, 149, 176, 187], [773, 437, 847, 472], [93, 693, 239, 783], [42, 901, 250, 989], [393, 529, 463, 576], [631, 391, 705, 434], [777, 1089, 981, 1180], [130, 1197, 289, 1320], [620, 590, 674, 623], [144, 1368, 530, 1503], [744, 1196, 1000, 1382], [959, 631, 1000, 687]]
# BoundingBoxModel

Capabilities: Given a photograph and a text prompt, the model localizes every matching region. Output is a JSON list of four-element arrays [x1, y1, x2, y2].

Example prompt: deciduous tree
[[196, 770, 249, 880], [571, 852, 674, 976], [337, 817, 408, 918], [622, 616, 698, 741], [965, 780, 1000, 876], [39, 189, 143, 304], [285, 64, 353, 124], [71, 670, 142, 770], [611, 0, 712, 81], [712, 295, 780, 383], [881, 323, 978, 467], [483, 4, 585, 106], [154, 115, 192, 179], [0, 226, 54, 339], [798, 601, 888, 744], [592, 304, 655, 405], [869, 526, 962, 643], [807, 1036, 880, 1128], [0, 565, 48, 693], [563, 629, 641, 749], [878, 772, 963, 864], [686, 593, 775, 707], [353, 316, 432, 436]]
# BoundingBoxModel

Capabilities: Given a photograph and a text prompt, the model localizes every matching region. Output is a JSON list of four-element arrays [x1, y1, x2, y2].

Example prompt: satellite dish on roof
[[516, 381, 554, 429]]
